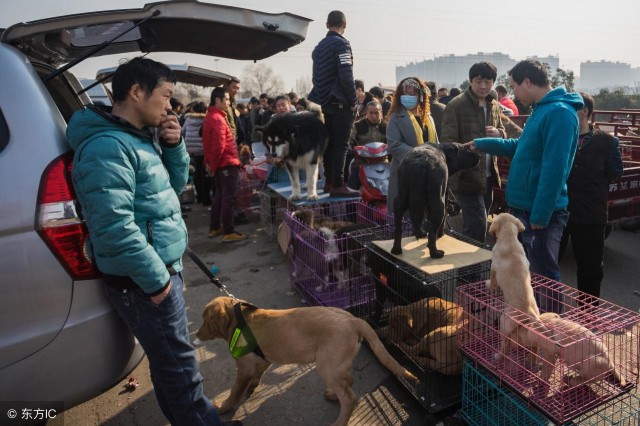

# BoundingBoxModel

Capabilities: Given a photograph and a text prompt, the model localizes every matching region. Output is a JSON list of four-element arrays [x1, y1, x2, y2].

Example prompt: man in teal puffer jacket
[[466, 59, 584, 313], [67, 58, 225, 426]]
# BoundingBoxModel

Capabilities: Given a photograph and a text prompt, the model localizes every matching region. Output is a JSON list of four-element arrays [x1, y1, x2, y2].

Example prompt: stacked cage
[[461, 359, 640, 426], [237, 169, 263, 216], [351, 228, 492, 413], [285, 201, 412, 317], [257, 164, 299, 238], [456, 275, 640, 425], [258, 188, 290, 239]]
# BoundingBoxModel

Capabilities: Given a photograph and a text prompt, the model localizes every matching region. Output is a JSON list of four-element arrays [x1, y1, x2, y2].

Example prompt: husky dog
[[262, 113, 328, 200]]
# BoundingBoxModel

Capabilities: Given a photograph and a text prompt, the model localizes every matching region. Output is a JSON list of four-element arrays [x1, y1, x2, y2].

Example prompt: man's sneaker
[[208, 228, 223, 238], [222, 232, 248, 243]]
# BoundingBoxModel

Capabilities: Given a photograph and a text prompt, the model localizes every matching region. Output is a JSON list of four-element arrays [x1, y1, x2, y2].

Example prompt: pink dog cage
[[455, 275, 639, 424]]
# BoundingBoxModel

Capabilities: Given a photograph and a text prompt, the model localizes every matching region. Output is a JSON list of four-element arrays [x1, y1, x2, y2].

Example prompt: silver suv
[[0, 0, 309, 410]]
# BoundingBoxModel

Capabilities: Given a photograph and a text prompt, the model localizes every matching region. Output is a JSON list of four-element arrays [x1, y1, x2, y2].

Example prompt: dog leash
[[185, 246, 235, 300]]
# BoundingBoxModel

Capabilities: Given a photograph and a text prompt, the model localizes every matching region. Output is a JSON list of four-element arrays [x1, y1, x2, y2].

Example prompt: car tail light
[[36, 152, 100, 280]]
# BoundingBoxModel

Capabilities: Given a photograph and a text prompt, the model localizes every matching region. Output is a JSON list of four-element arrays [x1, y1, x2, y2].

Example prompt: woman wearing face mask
[[387, 76, 438, 217]]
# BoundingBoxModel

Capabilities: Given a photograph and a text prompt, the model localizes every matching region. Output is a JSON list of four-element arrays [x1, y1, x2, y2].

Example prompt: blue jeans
[[457, 193, 487, 243], [510, 208, 569, 314], [105, 273, 222, 426]]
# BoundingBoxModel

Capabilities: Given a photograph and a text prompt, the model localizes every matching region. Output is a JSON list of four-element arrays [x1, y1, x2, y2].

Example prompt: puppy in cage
[[379, 297, 466, 374], [291, 209, 369, 291], [292, 209, 353, 232], [538, 312, 626, 387], [485, 213, 556, 363], [381, 297, 462, 345], [403, 320, 468, 375]]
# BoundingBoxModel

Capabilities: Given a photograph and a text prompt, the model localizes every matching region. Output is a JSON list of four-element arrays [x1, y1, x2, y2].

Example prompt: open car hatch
[[95, 64, 236, 88], [1, 0, 311, 66]]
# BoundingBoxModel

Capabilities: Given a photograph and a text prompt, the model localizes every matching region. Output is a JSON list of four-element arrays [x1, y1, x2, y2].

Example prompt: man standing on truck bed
[[559, 92, 623, 304], [465, 59, 584, 313], [67, 57, 227, 426]]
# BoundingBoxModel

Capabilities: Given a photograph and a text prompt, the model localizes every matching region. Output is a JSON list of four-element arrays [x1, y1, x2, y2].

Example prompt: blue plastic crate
[[462, 358, 551, 426], [461, 358, 640, 425]]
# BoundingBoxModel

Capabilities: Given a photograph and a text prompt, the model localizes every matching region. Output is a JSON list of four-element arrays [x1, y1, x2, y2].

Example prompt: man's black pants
[[322, 106, 354, 187], [559, 222, 606, 301]]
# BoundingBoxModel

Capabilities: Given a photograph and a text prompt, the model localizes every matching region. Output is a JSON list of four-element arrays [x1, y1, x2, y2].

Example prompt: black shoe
[[330, 185, 360, 197], [222, 421, 243, 426]]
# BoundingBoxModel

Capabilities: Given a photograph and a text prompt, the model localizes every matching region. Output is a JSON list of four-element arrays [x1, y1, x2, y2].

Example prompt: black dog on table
[[391, 143, 479, 258]]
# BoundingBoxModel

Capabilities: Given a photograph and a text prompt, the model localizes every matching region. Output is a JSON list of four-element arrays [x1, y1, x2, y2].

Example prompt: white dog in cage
[[539, 312, 626, 387]]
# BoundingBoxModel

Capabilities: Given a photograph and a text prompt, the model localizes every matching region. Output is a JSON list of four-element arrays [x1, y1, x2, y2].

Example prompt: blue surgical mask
[[400, 95, 418, 110]]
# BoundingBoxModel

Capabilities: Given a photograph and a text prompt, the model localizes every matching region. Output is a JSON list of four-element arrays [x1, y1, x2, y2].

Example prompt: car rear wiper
[[44, 9, 160, 83], [78, 51, 150, 97]]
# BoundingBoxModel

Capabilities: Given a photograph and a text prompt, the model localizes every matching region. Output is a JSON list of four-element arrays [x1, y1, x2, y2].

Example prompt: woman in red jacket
[[202, 87, 247, 242]]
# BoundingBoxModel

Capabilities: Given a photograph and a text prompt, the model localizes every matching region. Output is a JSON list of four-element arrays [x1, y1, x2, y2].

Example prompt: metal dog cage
[[258, 188, 290, 239], [461, 358, 640, 426], [285, 201, 412, 316], [456, 275, 640, 424], [349, 227, 492, 413], [237, 168, 263, 216]]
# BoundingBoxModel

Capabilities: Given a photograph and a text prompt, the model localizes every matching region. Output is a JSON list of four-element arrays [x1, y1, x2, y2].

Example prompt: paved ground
[[57, 202, 640, 425]]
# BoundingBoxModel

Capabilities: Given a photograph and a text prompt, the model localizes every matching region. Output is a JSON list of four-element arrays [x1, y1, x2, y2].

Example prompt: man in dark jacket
[[441, 62, 506, 243], [225, 77, 240, 141], [347, 100, 387, 189], [560, 92, 623, 303], [424, 81, 445, 139], [370, 86, 391, 117], [308, 10, 359, 197]]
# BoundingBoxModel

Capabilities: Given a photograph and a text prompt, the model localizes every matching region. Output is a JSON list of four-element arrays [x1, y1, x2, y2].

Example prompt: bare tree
[[173, 83, 210, 104], [241, 63, 285, 96], [295, 76, 312, 97]]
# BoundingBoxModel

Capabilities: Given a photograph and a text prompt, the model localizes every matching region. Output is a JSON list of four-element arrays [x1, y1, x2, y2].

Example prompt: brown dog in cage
[[381, 297, 462, 346], [402, 320, 468, 375], [292, 209, 353, 232], [486, 213, 556, 363], [538, 312, 626, 387], [196, 296, 418, 426], [379, 297, 466, 374]]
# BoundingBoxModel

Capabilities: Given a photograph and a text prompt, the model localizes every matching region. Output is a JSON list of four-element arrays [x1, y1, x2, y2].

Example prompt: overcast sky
[[2, 0, 639, 92]]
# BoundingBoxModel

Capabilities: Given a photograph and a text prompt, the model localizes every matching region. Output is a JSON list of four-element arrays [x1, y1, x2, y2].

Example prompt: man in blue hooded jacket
[[465, 59, 584, 313], [67, 58, 227, 426]]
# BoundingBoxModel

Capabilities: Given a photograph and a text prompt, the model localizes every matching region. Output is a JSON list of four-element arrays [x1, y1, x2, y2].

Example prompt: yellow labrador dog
[[486, 213, 555, 362], [538, 313, 626, 387], [196, 297, 417, 426], [400, 320, 468, 375], [382, 297, 462, 346]]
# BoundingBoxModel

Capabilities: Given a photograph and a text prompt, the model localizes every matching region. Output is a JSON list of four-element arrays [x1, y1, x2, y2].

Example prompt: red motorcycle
[[352, 142, 390, 213]]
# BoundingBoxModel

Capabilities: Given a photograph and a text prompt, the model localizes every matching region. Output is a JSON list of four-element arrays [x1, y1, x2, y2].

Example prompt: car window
[[0, 109, 9, 153]]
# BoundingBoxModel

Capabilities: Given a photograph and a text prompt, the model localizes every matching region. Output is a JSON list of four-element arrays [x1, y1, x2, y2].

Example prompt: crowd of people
[[65, 8, 624, 426]]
